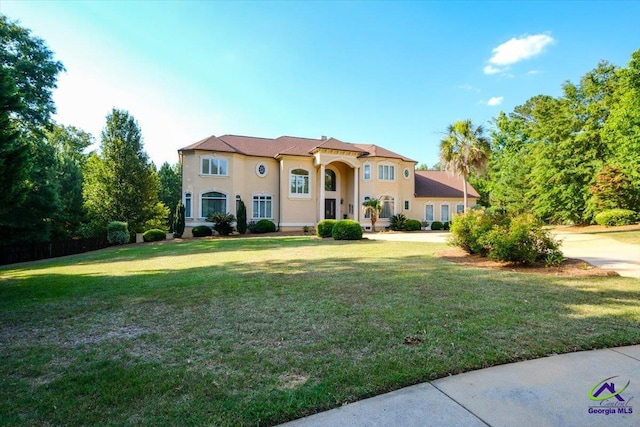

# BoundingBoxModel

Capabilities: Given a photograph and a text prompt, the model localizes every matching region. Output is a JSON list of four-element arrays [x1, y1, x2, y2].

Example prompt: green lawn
[[2, 237, 640, 426], [592, 230, 640, 245]]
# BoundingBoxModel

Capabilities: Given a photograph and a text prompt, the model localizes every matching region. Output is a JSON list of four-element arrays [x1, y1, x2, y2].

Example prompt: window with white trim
[[404, 200, 410, 210], [425, 204, 434, 222], [456, 203, 465, 215], [201, 157, 228, 176], [363, 164, 371, 181], [236, 195, 242, 215], [201, 191, 227, 217], [185, 192, 192, 218], [325, 169, 336, 191], [378, 164, 395, 181], [441, 204, 450, 222], [252, 195, 273, 219], [380, 196, 394, 219], [290, 169, 310, 195]]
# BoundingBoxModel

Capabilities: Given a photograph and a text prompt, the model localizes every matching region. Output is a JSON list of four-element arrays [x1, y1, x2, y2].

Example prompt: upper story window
[[201, 191, 227, 218], [201, 157, 228, 176], [325, 169, 336, 191], [378, 164, 395, 181], [290, 169, 310, 195], [363, 164, 371, 181]]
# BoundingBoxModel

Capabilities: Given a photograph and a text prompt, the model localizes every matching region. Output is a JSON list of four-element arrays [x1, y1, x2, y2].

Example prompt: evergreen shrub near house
[[247, 221, 257, 233], [405, 219, 422, 231], [236, 199, 247, 234], [254, 219, 276, 234], [107, 221, 129, 245], [449, 209, 496, 255], [331, 220, 363, 240], [316, 219, 337, 238], [389, 214, 407, 231], [430, 221, 444, 230], [594, 209, 638, 227], [443, 221, 450, 231], [142, 229, 166, 242], [207, 213, 236, 236], [192, 225, 213, 237], [173, 201, 185, 238]]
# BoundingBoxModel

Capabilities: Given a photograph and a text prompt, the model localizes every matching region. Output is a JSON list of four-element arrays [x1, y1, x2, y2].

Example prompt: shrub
[[332, 220, 363, 240], [431, 221, 444, 230], [173, 201, 185, 238], [594, 209, 637, 227], [421, 221, 429, 229], [316, 219, 337, 238], [449, 210, 495, 255], [254, 219, 276, 234], [192, 225, 213, 237], [236, 199, 247, 234], [405, 219, 422, 231], [107, 221, 129, 245], [389, 213, 407, 231], [207, 212, 236, 236], [247, 221, 257, 233], [482, 214, 562, 265], [142, 229, 166, 242], [443, 221, 450, 231]]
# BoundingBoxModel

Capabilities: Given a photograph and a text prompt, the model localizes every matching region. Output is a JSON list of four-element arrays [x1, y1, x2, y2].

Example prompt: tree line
[[0, 16, 181, 245], [443, 49, 640, 225]]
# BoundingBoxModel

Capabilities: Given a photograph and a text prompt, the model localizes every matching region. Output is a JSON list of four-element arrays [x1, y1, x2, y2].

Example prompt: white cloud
[[527, 70, 540, 75], [488, 34, 554, 66], [458, 83, 480, 92], [483, 65, 504, 75], [487, 96, 504, 106]]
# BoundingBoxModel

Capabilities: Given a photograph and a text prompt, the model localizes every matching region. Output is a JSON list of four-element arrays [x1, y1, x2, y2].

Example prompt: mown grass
[[2, 236, 640, 426], [591, 230, 640, 245]]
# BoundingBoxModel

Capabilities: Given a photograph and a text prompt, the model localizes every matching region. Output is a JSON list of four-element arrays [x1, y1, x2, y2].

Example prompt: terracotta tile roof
[[354, 144, 416, 162], [414, 170, 480, 198], [180, 135, 237, 153]]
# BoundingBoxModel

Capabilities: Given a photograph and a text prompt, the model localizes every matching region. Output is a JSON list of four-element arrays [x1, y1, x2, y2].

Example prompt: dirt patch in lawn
[[436, 247, 619, 277]]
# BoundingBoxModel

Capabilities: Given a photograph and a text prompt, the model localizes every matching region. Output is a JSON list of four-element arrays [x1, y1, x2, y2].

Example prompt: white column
[[319, 164, 325, 221], [353, 167, 359, 222]]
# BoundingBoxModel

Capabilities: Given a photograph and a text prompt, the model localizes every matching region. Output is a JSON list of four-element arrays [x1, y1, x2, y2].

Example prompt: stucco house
[[178, 134, 479, 233]]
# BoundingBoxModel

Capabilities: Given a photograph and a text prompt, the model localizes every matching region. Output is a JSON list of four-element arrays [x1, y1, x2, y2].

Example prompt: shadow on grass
[[2, 242, 640, 426]]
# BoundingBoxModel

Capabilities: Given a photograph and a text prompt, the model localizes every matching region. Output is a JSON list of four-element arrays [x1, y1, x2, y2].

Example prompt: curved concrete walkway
[[280, 345, 640, 426]]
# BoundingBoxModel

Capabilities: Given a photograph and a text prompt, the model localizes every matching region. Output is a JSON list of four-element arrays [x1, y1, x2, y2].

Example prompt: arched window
[[325, 169, 336, 191], [201, 191, 227, 217], [290, 169, 310, 195], [184, 192, 192, 218], [363, 196, 371, 219], [380, 196, 394, 219]]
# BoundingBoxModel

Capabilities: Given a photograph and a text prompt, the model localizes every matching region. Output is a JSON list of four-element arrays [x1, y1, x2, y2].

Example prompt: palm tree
[[362, 198, 382, 232], [439, 119, 491, 212]]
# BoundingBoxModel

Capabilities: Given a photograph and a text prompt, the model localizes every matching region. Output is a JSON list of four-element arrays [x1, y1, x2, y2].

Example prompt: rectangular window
[[404, 200, 410, 210], [252, 195, 273, 219], [456, 204, 465, 215], [201, 158, 228, 176], [363, 197, 371, 219], [290, 169, 310, 195], [378, 164, 395, 181], [185, 193, 192, 218], [363, 164, 371, 180], [441, 205, 450, 222], [425, 204, 434, 222]]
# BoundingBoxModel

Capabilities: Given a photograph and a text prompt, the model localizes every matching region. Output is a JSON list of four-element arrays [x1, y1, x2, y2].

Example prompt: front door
[[325, 199, 336, 219]]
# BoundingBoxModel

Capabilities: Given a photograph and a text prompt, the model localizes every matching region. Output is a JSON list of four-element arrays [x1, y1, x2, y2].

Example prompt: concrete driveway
[[366, 230, 640, 279]]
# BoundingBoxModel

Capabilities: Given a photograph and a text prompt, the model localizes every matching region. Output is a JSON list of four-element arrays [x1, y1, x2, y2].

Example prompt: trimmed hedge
[[316, 219, 337, 238], [594, 209, 637, 227], [107, 221, 129, 245], [332, 220, 363, 240], [143, 229, 166, 242], [192, 225, 213, 237], [405, 219, 422, 231], [254, 219, 276, 233], [431, 221, 444, 230]]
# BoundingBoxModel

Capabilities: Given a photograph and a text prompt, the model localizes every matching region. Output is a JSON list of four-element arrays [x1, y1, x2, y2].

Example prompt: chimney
[[320, 135, 327, 141]]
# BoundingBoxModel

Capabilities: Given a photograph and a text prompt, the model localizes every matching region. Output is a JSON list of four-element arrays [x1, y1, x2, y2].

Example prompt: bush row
[[389, 214, 424, 231], [449, 210, 563, 266], [316, 219, 362, 240], [594, 209, 638, 227]]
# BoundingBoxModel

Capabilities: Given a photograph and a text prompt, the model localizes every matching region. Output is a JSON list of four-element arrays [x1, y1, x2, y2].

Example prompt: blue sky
[[2, 1, 639, 168]]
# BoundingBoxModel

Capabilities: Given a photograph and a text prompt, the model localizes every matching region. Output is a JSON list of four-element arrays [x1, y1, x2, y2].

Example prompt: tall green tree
[[83, 109, 160, 235], [439, 119, 491, 211], [47, 124, 93, 239], [158, 162, 181, 231], [0, 16, 65, 243]]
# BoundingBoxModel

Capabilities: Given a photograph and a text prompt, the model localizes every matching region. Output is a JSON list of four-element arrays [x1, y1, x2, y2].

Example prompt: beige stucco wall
[[181, 148, 475, 231]]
